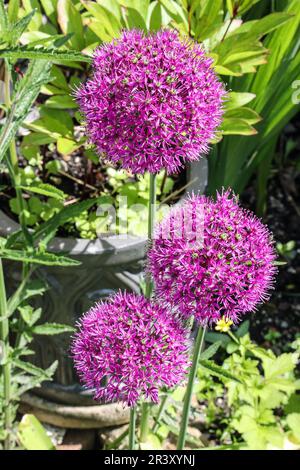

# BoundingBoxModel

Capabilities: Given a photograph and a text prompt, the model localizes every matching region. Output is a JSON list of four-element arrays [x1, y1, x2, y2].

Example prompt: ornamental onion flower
[[147, 190, 277, 325], [71, 291, 190, 407], [76, 29, 225, 174]]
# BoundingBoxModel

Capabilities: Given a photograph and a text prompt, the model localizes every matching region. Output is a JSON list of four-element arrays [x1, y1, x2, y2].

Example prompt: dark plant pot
[[0, 160, 207, 426]]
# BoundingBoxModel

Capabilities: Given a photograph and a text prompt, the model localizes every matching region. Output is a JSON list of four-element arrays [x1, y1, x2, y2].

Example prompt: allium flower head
[[148, 190, 277, 325], [72, 291, 190, 407], [77, 29, 225, 174]]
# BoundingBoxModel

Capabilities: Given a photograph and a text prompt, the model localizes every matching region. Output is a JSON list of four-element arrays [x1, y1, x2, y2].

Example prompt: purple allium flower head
[[147, 190, 277, 325], [76, 29, 225, 174], [71, 291, 190, 407]]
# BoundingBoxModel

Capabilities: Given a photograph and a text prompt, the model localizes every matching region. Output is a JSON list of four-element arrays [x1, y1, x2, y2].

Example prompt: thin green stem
[[153, 393, 168, 434], [0, 258, 12, 450], [177, 325, 207, 450], [140, 173, 157, 443], [129, 406, 136, 450], [227, 330, 239, 344]]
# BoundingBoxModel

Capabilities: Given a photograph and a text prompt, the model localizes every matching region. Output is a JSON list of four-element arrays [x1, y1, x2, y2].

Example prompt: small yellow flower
[[215, 316, 233, 333]]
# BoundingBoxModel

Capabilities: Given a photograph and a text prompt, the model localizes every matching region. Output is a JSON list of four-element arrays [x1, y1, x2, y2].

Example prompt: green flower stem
[[140, 401, 151, 443], [227, 330, 239, 344], [4, 65, 32, 247], [129, 406, 136, 450], [177, 325, 207, 450], [0, 258, 12, 450], [145, 173, 157, 298], [140, 173, 157, 443], [153, 393, 168, 433]]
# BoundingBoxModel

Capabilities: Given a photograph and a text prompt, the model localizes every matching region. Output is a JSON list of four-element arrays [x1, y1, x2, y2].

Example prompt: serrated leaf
[[14, 358, 52, 378], [7, 279, 47, 317], [199, 359, 242, 382], [0, 46, 91, 62], [32, 322, 75, 335], [19, 183, 66, 200], [0, 60, 52, 164], [8, 9, 37, 46], [0, 248, 81, 266]]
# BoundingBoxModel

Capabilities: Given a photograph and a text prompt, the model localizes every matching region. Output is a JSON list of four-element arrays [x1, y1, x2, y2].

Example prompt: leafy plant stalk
[[0, 258, 12, 449], [4, 65, 32, 247], [177, 325, 207, 450], [140, 173, 157, 444]]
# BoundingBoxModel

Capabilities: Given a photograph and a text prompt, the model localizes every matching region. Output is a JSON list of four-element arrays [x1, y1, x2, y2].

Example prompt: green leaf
[[18, 414, 55, 450], [8, 9, 37, 46], [7, 279, 47, 317], [0, 46, 91, 62], [0, 248, 81, 266], [57, 0, 85, 50], [199, 359, 242, 382], [14, 358, 54, 378], [32, 322, 75, 335], [286, 414, 300, 442], [226, 92, 257, 110], [19, 183, 66, 200], [224, 107, 262, 125], [0, 0, 8, 33], [221, 118, 258, 136], [33, 197, 105, 246], [0, 60, 52, 164], [19, 305, 42, 327], [236, 320, 250, 338], [201, 341, 222, 360], [205, 331, 231, 346]]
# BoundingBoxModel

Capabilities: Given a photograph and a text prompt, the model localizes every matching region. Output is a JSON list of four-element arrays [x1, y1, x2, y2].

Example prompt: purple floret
[[76, 29, 225, 174], [72, 291, 190, 407], [148, 190, 277, 325]]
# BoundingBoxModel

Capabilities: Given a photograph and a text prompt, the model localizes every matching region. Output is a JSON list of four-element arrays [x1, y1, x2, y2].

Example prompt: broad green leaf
[[0, 248, 81, 266], [236, 320, 250, 338], [201, 341, 222, 360], [0, 46, 91, 61], [286, 414, 300, 442], [45, 94, 76, 110], [230, 13, 293, 38], [19, 183, 66, 200], [8, 0, 19, 23], [40, 0, 58, 26], [226, 92, 256, 110], [57, 0, 85, 50], [32, 322, 75, 335], [199, 359, 242, 382], [123, 7, 147, 31], [205, 331, 231, 346], [18, 415, 55, 450], [221, 118, 258, 136], [0, 0, 8, 33], [57, 137, 81, 155], [148, 1, 162, 31], [224, 107, 262, 125], [263, 353, 297, 381]]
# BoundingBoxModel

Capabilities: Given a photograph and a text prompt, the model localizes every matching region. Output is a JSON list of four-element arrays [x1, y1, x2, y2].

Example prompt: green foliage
[[197, 333, 300, 450], [17, 414, 55, 450]]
